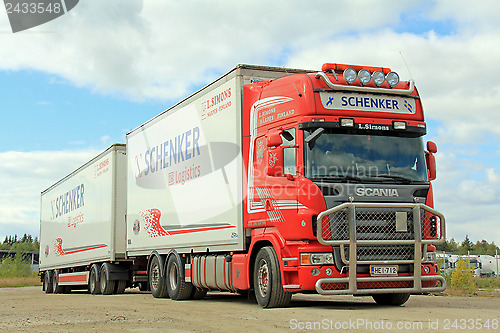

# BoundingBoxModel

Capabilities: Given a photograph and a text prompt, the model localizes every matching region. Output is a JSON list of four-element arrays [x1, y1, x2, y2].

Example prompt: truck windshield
[[304, 129, 428, 183]]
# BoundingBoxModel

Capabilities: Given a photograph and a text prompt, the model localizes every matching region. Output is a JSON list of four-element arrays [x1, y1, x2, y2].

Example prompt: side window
[[282, 128, 296, 176]]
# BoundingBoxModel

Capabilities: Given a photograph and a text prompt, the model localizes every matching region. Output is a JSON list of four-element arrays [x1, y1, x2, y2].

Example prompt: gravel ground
[[1, 286, 499, 332]]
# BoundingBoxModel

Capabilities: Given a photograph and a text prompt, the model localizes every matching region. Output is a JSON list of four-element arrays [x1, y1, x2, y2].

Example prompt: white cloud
[[433, 152, 500, 243], [0, 150, 98, 241]]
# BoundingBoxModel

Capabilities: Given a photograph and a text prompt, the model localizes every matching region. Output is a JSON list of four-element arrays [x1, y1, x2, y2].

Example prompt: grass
[[0, 253, 41, 287], [473, 277, 500, 291], [0, 276, 41, 288]]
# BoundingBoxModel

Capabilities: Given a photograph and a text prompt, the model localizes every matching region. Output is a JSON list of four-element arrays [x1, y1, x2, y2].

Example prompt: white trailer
[[126, 76, 244, 256], [39, 144, 127, 293]]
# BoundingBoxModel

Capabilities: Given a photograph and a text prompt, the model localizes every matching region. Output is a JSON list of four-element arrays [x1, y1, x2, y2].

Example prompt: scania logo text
[[356, 188, 399, 197]]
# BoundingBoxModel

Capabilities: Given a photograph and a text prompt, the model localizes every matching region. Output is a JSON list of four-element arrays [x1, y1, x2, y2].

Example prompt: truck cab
[[243, 63, 445, 307]]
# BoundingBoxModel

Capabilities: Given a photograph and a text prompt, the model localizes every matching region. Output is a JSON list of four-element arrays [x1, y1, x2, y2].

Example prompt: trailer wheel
[[253, 246, 292, 308], [100, 264, 116, 295], [115, 280, 127, 294], [166, 255, 192, 300], [44, 271, 53, 294], [52, 270, 66, 294], [372, 293, 411, 306], [149, 255, 169, 298], [190, 288, 207, 300], [89, 264, 101, 295]]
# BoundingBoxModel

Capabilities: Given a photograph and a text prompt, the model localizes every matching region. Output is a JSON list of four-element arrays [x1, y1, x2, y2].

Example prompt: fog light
[[386, 71, 399, 87], [340, 118, 354, 127], [311, 268, 320, 276], [424, 266, 431, 274], [325, 268, 333, 276], [358, 69, 371, 85], [434, 265, 439, 273], [343, 68, 357, 85], [372, 70, 385, 86]]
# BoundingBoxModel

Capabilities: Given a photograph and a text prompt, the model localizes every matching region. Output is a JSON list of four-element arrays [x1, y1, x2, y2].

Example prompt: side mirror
[[266, 130, 283, 147], [426, 152, 436, 181], [267, 146, 284, 177], [427, 141, 437, 154]]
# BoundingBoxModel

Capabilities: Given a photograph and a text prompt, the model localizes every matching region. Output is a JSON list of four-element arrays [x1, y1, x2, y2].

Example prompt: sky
[[0, 0, 499, 246]]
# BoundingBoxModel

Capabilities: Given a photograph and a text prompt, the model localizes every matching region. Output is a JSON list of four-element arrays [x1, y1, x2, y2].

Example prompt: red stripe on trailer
[[59, 273, 87, 283], [168, 225, 235, 235], [64, 245, 107, 255]]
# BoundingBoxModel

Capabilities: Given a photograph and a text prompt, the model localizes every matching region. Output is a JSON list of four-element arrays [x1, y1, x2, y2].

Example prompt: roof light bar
[[358, 69, 371, 85], [386, 71, 400, 87], [343, 68, 357, 85], [372, 70, 385, 86]]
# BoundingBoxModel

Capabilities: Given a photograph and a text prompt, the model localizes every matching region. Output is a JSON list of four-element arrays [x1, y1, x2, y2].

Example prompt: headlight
[[358, 69, 371, 85], [372, 70, 385, 86], [386, 71, 399, 87], [300, 253, 334, 265], [425, 252, 437, 263], [343, 68, 357, 85]]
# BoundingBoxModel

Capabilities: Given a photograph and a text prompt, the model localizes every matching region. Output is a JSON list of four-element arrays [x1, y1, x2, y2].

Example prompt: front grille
[[344, 244, 414, 262], [320, 204, 443, 263], [324, 207, 415, 242]]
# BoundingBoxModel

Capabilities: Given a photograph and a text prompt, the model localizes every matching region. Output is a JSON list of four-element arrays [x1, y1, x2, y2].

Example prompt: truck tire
[[190, 288, 207, 300], [44, 271, 53, 294], [253, 246, 292, 308], [100, 264, 116, 295], [372, 293, 411, 306], [138, 282, 148, 291], [89, 264, 101, 295], [166, 255, 192, 300], [149, 255, 169, 298], [52, 270, 66, 294], [115, 280, 127, 294]]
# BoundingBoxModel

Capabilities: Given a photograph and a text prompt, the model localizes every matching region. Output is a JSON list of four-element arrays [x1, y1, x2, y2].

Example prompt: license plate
[[370, 265, 398, 276]]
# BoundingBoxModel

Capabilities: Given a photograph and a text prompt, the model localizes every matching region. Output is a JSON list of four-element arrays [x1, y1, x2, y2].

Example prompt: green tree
[[451, 257, 477, 295], [0, 253, 33, 278]]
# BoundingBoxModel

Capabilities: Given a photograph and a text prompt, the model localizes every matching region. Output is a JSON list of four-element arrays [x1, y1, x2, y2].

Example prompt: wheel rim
[[257, 259, 269, 297], [151, 263, 160, 290], [90, 270, 95, 291], [100, 269, 106, 291], [90, 268, 97, 293], [169, 262, 178, 291]]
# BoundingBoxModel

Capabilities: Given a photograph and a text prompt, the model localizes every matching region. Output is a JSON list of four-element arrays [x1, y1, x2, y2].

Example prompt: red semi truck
[[40, 63, 445, 308]]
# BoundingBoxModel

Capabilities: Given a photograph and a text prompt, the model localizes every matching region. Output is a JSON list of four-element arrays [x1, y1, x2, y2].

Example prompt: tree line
[[436, 235, 499, 256], [1, 234, 39, 252]]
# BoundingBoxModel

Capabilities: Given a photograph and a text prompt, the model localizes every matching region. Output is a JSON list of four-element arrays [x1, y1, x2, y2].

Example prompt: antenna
[[399, 51, 414, 80], [283, 66, 302, 97]]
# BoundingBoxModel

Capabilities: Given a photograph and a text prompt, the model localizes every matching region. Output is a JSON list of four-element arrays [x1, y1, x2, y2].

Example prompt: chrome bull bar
[[315, 202, 446, 295]]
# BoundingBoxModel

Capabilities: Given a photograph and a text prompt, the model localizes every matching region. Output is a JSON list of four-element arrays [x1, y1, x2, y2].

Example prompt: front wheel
[[372, 293, 411, 306], [253, 246, 292, 308]]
